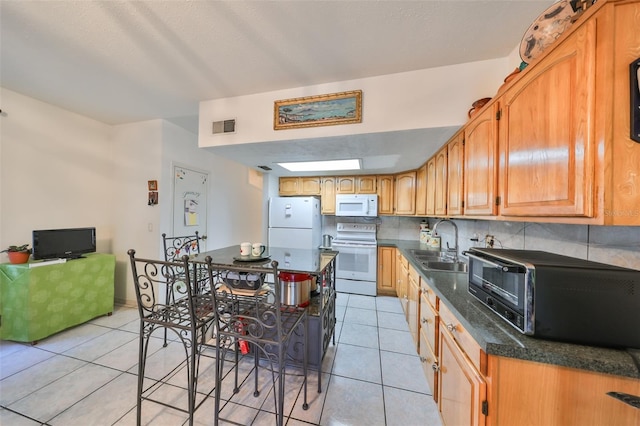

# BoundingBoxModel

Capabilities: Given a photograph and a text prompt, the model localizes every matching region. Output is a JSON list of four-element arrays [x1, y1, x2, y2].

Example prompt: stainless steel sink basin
[[410, 249, 452, 261], [421, 261, 468, 273], [410, 249, 444, 257]]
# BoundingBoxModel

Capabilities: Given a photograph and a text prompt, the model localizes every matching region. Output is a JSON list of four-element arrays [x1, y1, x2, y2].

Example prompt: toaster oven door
[[468, 253, 527, 314]]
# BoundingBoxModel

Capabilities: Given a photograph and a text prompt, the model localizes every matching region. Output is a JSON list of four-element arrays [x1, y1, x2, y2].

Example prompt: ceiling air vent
[[212, 119, 236, 134], [257, 165, 272, 171]]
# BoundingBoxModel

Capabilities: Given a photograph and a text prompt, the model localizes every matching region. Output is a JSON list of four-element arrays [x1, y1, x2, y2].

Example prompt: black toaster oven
[[466, 248, 640, 349]]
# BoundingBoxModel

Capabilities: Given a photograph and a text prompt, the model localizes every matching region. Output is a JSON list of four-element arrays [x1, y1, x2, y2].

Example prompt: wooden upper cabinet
[[377, 175, 395, 215], [356, 175, 377, 193], [300, 177, 321, 195], [336, 177, 356, 193], [464, 103, 499, 216], [321, 177, 336, 214], [434, 148, 448, 216], [279, 177, 299, 195], [415, 163, 428, 216], [279, 177, 320, 196], [447, 134, 464, 216], [498, 19, 597, 217], [395, 171, 417, 215], [426, 157, 437, 215]]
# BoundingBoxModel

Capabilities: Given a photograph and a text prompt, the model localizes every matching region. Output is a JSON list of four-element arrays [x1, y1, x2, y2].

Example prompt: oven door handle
[[331, 242, 376, 248], [467, 253, 524, 273]]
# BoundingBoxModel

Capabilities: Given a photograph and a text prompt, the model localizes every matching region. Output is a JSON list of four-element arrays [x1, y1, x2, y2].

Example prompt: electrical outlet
[[485, 235, 495, 248]]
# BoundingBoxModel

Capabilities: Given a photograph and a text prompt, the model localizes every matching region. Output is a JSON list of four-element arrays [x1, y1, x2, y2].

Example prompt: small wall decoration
[[148, 191, 158, 206], [148, 180, 158, 191], [274, 90, 362, 130], [184, 199, 199, 226]]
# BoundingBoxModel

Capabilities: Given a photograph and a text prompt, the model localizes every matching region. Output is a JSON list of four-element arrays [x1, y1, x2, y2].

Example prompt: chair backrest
[[128, 249, 198, 324], [162, 231, 201, 261], [204, 257, 287, 344]]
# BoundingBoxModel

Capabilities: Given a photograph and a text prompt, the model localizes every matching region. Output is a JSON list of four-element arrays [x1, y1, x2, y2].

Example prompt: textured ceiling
[[0, 0, 555, 175]]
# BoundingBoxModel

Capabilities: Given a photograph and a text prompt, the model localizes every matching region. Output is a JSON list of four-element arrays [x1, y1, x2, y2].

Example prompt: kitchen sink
[[420, 260, 468, 273], [409, 249, 452, 261], [409, 249, 467, 273]]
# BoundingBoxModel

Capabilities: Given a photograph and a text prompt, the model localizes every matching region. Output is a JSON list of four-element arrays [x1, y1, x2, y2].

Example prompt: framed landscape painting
[[274, 90, 362, 130]]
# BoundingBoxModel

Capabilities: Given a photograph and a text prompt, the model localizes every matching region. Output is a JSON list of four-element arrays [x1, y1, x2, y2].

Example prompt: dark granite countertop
[[192, 245, 338, 318], [192, 245, 338, 275], [378, 239, 640, 380]]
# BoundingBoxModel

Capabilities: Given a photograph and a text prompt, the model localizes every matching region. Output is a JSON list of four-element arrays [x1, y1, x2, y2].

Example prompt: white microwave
[[335, 194, 378, 217]]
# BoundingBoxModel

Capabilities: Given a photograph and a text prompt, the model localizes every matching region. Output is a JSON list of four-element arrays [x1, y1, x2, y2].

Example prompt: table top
[[192, 245, 338, 274]]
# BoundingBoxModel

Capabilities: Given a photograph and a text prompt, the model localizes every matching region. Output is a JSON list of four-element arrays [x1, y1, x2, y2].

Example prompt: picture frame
[[274, 90, 362, 130], [148, 180, 158, 191]]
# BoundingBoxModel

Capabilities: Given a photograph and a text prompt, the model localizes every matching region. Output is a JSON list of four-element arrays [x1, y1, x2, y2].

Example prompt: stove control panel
[[336, 223, 376, 233]]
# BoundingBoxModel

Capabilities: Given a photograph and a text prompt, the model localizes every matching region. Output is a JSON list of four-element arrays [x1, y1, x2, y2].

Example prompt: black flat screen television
[[32, 227, 96, 260]]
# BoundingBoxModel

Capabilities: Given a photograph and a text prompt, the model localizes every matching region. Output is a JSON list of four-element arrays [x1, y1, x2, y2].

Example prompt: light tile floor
[[0, 293, 442, 425]]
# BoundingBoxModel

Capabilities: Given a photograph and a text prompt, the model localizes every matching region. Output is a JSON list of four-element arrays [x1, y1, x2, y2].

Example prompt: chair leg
[[136, 330, 145, 426], [214, 340, 224, 426], [277, 348, 285, 426], [302, 317, 309, 410], [253, 346, 260, 397], [187, 330, 199, 426]]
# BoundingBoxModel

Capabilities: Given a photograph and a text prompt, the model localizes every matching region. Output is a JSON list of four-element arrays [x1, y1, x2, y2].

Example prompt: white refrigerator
[[268, 196, 321, 249]]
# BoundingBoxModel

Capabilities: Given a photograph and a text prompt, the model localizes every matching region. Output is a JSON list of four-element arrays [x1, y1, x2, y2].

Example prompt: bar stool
[[204, 256, 309, 426], [128, 249, 216, 426]]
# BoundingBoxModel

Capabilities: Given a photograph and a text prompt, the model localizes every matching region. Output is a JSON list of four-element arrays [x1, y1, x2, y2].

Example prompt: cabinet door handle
[[422, 317, 430, 324], [431, 363, 440, 372], [606, 392, 640, 409], [446, 323, 456, 332]]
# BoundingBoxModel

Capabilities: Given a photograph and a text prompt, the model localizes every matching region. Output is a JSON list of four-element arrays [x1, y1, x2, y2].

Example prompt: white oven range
[[331, 223, 377, 296]]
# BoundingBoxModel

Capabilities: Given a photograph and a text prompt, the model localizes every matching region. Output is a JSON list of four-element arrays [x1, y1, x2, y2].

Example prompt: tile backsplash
[[322, 215, 640, 270]]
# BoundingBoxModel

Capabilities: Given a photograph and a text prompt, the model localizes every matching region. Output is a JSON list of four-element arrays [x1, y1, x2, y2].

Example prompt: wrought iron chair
[[127, 249, 216, 426], [161, 231, 208, 346], [204, 256, 309, 426]]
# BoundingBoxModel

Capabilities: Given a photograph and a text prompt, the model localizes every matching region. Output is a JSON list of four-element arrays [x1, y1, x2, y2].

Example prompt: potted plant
[[1, 244, 32, 264]]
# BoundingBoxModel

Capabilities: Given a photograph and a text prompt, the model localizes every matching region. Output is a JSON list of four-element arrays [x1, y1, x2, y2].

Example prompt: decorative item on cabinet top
[[519, 0, 596, 64], [468, 97, 492, 119]]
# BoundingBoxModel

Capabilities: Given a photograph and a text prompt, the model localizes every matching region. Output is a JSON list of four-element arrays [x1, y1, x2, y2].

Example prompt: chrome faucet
[[432, 219, 459, 261]]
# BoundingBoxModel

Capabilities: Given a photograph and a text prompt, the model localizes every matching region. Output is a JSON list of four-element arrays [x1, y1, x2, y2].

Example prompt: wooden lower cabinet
[[419, 330, 438, 401], [407, 265, 420, 350], [396, 251, 409, 315], [486, 356, 640, 425], [439, 326, 487, 426], [376, 246, 396, 296], [396, 249, 640, 426]]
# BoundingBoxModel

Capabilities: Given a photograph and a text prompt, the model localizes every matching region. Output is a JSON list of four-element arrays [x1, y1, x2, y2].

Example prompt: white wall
[[111, 120, 265, 305], [111, 120, 163, 304], [0, 88, 114, 255], [1, 89, 266, 306], [198, 58, 509, 148]]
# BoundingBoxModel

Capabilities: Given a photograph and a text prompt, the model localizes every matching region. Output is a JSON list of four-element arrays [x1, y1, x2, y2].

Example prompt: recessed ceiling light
[[277, 159, 362, 172]]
